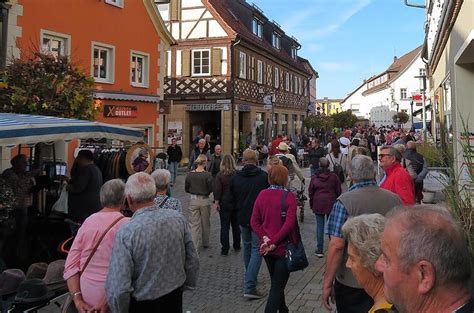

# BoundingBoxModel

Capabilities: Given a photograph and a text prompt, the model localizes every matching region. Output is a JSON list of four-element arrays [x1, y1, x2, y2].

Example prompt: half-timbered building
[[157, 0, 314, 159]]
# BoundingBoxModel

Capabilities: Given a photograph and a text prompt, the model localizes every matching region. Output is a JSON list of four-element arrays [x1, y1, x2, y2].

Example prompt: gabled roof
[[298, 57, 319, 77], [340, 79, 368, 104], [143, 0, 175, 47], [362, 46, 422, 96], [206, 0, 310, 75]]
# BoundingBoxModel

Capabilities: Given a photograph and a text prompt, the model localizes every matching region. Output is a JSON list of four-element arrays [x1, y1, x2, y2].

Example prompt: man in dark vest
[[322, 155, 402, 313], [404, 141, 428, 203]]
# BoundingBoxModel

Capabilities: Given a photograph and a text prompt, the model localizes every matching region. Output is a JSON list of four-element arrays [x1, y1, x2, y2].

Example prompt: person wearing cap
[[378, 146, 415, 205], [274, 142, 304, 187]]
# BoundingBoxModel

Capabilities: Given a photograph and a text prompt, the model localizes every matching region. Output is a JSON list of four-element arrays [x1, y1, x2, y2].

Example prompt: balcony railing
[[164, 77, 230, 98]]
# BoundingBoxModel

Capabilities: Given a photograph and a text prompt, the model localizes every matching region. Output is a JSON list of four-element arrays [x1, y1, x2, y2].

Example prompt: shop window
[[192, 49, 210, 76], [239, 52, 247, 79], [257, 60, 263, 84], [92, 42, 115, 83], [41, 31, 70, 58], [130, 51, 149, 87]]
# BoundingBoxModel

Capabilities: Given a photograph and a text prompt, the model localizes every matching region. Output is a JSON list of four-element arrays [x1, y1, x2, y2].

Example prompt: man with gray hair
[[207, 144, 222, 177], [375, 205, 473, 313], [106, 172, 199, 312], [379, 146, 415, 205], [322, 155, 402, 313], [189, 138, 211, 170], [151, 169, 182, 212]]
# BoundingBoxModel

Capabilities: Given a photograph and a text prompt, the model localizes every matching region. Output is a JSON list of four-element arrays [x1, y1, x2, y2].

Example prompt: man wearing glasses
[[378, 147, 415, 205]]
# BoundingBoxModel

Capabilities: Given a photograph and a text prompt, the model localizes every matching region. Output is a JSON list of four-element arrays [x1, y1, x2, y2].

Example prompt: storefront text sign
[[236, 104, 251, 112], [104, 105, 138, 118], [186, 103, 223, 111]]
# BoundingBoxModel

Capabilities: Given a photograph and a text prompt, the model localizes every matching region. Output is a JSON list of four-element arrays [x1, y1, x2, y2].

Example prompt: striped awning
[[0, 113, 143, 147]]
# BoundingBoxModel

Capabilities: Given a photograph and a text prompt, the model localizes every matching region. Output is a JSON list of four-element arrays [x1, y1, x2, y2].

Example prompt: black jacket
[[309, 147, 326, 168], [167, 145, 183, 163], [230, 164, 269, 227]]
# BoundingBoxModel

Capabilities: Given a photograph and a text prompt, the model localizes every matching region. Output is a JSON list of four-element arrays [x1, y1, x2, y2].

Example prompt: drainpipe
[[231, 36, 241, 155], [404, 0, 426, 9]]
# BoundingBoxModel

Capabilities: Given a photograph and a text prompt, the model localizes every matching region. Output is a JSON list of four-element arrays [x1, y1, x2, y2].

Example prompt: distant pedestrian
[[270, 135, 284, 156], [404, 141, 428, 203], [308, 157, 341, 258], [213, 154, 240, 255], [251, 165, 299, 313], [322, 155, 402, 313], [185, 154, 213, 250], [167, 138, 182, 186], [379, 146, 415, 205], [308, 139, 326, 176], [230, 149, 269, 299], [207, 145, 222, 177], [106, 173, 199, 313]]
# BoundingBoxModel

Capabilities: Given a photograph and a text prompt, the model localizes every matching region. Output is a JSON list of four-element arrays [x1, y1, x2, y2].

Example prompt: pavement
[[40, 166, 331, 313]]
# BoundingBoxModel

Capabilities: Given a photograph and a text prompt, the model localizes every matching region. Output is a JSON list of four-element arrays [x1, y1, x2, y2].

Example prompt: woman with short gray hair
[[64, 179, 129, 312], [151, 169, 182, 213], [342, 214, 397, 313]]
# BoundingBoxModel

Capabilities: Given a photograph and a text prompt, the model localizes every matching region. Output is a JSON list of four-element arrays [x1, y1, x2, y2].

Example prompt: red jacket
[[270, 138, 283, 156], [251, 189, 299, 256], [381, 163, 415, 205]]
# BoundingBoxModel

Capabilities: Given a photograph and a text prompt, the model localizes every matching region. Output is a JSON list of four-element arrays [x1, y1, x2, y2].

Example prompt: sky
[[252, 0, 426, 99]]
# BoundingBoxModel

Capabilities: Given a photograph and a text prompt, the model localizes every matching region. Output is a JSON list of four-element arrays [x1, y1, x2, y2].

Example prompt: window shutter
[[211, 48, 222, 76], [234, 51, 240, 78], [170, 0, 180, 21], [182, 49, 190, 77]]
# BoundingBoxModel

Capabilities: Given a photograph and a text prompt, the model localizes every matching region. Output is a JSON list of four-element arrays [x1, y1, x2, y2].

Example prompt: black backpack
[[329, 154, 345, 183], [278, 155, 294, 173]]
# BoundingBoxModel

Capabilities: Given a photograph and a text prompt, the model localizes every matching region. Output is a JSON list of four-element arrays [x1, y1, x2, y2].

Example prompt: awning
[[413, 104, 432, 116], [0, 113, 144, 147]]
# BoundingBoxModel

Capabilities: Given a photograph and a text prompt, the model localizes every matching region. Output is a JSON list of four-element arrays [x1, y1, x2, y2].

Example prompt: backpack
[[278, 155, 294, 173], [329, 154, 345, 183]]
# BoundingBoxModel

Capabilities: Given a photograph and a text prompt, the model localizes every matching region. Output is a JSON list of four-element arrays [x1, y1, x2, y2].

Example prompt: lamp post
[[410, 100, 414, 128], [415, 74, 427, 141]]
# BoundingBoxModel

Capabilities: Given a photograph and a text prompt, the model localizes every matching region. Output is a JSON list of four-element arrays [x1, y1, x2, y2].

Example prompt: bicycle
[[290, 180, 307, 223]]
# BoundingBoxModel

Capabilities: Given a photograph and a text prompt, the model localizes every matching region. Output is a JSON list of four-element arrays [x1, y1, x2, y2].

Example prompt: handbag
[[61, 215, 126, 313], [280, 191, 309, 272], [52, 185, 68, 214]]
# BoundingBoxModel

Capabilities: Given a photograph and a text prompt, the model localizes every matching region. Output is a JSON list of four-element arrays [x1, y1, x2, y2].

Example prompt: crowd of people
[[0, 124, 472, 313]]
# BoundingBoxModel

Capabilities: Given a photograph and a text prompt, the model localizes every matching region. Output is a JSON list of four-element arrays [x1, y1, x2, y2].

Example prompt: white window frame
[[272, 33, 281, 49], [40, 30, 71, 57], [130, 50, 150, 88], [239, 51, 247, 79], [191, 48, 211, 77], [105, 0, 124, 8], [91, 41, 115, 84], [252, 18, 263, 38], [400, 88, 407, 100], [285, 72, 289, 91], [274, 67, 279, 89], [257, 60, 263, 84], [291, 47, 297, 59]]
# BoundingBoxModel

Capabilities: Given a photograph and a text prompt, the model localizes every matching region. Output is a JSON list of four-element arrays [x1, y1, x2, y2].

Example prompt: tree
[[0, 52, 98, 120], [393, 112, 409, 125], [304, 114, 334, 133], [332, 110, 358, 129]]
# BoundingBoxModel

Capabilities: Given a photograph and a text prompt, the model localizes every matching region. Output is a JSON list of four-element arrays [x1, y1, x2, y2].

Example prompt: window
[[252, 18, 263, 38], [272, 33, 281, 49], [192, 49, 210, 76], [92, 42, 115, 83], [274, 67, 279, 88], [130, 51, 149, 87], [294, 76, 298, 94], [400, 88, 407, 99], [250, 57, 255, 81], [285, 72, 289, 91], [304, 80, 308, 96], [105, 0, 124, 8], [291, 47, 297, 59], [41, 31, 70, 57], [419, 68, 426, 76], [257, 60, 263, 84], [239, 52, 247, 79]]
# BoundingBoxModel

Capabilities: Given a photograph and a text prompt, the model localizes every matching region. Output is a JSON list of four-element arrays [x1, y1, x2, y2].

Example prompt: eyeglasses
[[379, 153, 392, 159]]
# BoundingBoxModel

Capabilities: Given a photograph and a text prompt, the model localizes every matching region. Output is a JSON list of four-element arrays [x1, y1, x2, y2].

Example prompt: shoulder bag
[[61, 215, 126, 313], [280, 191, 309, 272]]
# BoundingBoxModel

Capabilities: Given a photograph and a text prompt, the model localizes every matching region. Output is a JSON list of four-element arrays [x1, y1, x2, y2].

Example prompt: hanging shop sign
[[104, 105, 138, 118], [185, 103, 223, 111]]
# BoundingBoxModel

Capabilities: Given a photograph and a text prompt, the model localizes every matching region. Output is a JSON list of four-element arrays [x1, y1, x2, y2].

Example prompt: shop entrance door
[[189, 111, 221, 153]]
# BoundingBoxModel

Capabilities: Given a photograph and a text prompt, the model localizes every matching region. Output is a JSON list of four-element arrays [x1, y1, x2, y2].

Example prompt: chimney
[[393, 56, 398, 62]]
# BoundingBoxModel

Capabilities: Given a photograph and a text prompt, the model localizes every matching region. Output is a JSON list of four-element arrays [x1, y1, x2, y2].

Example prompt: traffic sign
[[263, 95, 273, 105]]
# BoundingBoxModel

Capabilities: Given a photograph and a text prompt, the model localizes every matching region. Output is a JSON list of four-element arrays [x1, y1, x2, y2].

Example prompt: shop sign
[[167, 121, 183, 145], [104, 105, 138, 118], [186, 103, 223, 111], [159, 100, 172, 114], [216, 99, 232, 104], [236, 104, 251, 112]]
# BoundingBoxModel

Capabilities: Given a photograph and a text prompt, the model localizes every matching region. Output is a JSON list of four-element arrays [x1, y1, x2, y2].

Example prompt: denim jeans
[[264, 255, 290, 313], [315, 214, 328, 252], [240, 226, 262, 293], [310, 165, 318, 176], [168, 161, 178, 184]]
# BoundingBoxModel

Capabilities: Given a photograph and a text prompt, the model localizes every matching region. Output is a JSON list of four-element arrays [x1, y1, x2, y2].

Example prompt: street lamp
[[410, 100, 414, 127], [415, 74, 427, 140]]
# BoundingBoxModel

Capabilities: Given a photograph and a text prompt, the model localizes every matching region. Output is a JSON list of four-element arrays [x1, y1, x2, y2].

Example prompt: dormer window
[[252, 18, 263, 38], [291, 47, 297, 59], [272, 33, 281, 49]]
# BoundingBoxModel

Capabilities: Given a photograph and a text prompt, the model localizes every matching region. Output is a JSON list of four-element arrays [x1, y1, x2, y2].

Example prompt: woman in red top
[[251, 165, 299, 313]]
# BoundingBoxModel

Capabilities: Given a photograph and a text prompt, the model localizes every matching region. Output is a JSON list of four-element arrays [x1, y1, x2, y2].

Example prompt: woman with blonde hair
[[213, 154, 240, 255], [185, 154, 213, 250], [266, 155, 283, 171]]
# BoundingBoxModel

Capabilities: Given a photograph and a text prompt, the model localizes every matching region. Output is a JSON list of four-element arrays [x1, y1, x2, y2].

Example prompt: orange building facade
[[12, 0, 173, 167]]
